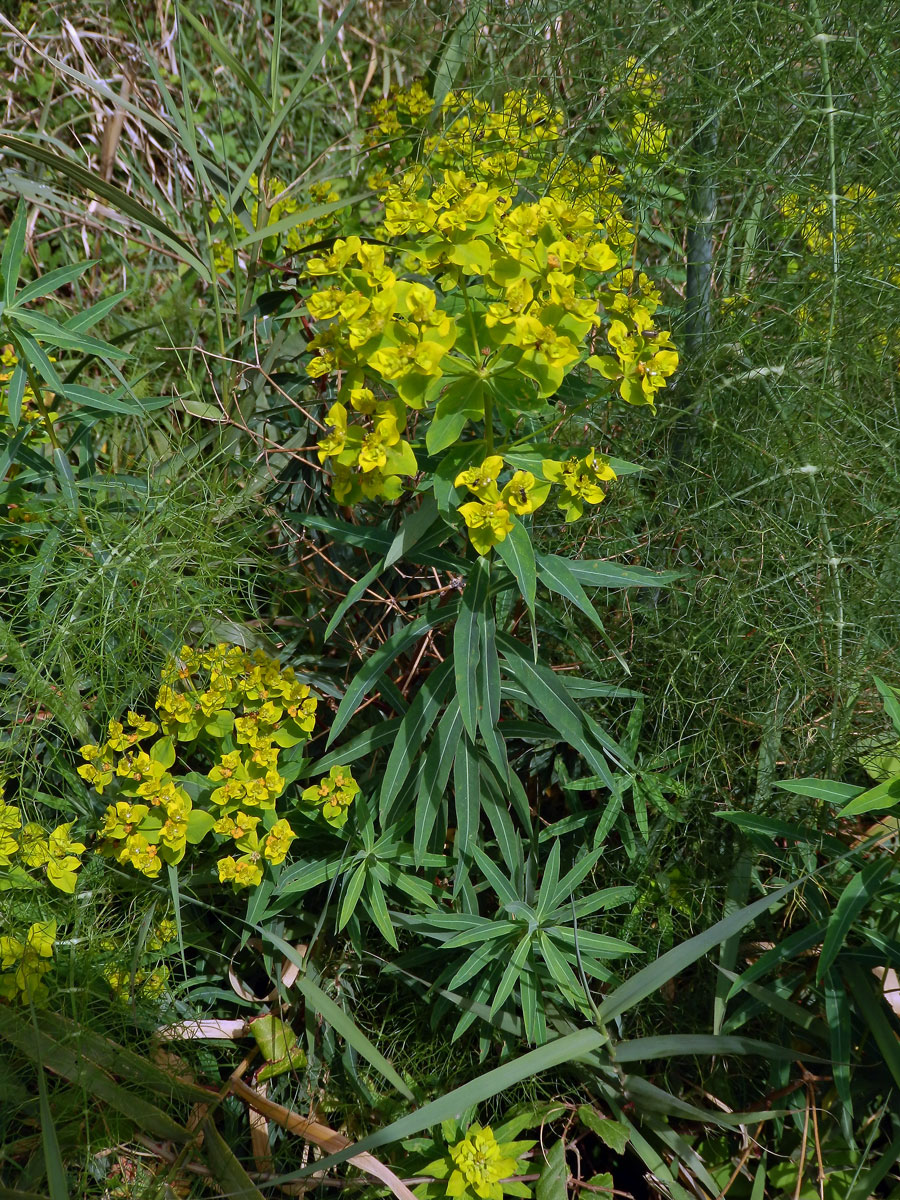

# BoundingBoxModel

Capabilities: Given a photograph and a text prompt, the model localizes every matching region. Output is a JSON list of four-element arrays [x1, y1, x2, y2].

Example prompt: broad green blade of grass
[[613, 1033, 801, 1062], [0, 136, 209, 279], [0, 1009, 192, 1144], [817, 858, 893, 981], [35, 1055, 67, 1200], [598, 882, 794, 1023], [269, 1026, 608, 1185], [198, 1116, 266, 1199], [844, 963, 900, 1093]]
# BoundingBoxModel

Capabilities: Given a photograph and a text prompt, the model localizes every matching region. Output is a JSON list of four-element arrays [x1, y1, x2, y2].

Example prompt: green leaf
[[36, 1061, 68, 1200], [0, 1009, 192, 1143], [536, 553, 629, 674], [236, 193, 367, 249], [455, 559, 488, 739], [328, 606, 456, 747], [577, 1108, 629, 1154], [150, 735, 176, 769], [380, 659, 454, 821], [385, 496, 442, 570], [725, 921, 828, 1000], [497, 517, 536, 612], [598, 882, 795, 1022], [276, 854, 346, 895], [325, 558, 385, 641], [453, 733, 481, 869], [63, 383, 169, 417], [12, 260, 93, 309], [535, 1139, 568, 1200], [365, 872, 398, 947], [415, 701, 463, 863], [716, 810, 844, 851], [874, 675, 900, 735], [499, 640, 620, 790], [565, 561, 682, 589], [773, 777, 864, 805], [182, 808, 215, 846], [338, 861, 368, 930], [844, 963, 900, 1094], [817, 858, 893, 980], [311, 719, 401, 778], [6, 366, 25, 430], [491, 934, 532, 1015], [1, 200, 27, 306], [479, 764, 523, 869], [427, 380, 485, 453], [257, 929, 414, 1101], [204, 710, 234, 739], [613, 1034, 801, 1063], [52, 448, 78, 512], [199, 1116, 266, 1199], [546, 844, 605, 913], [836, 774, 900, 817], [823, 969, 852, 1122]]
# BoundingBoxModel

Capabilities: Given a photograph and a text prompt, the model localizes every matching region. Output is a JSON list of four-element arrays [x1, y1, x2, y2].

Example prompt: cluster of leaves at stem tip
[[290, 83, 676, 554]]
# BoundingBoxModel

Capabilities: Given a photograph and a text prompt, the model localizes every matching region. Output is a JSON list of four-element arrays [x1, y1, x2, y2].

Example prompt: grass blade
[[271, 1026, 608, 1185], [256, 929, 414, 1101], [598, 882, 794, 1022]]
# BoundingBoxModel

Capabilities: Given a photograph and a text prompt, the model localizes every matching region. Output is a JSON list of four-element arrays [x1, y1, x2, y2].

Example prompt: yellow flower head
[[447, 1125, 518, 1200], [458, 499, 514, 556], [454, 457, 504, 501]]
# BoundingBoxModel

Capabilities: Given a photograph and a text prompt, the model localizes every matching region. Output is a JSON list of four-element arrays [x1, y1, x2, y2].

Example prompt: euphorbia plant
[[301, 128, 677, 552], [245, 86, 685, 1042]]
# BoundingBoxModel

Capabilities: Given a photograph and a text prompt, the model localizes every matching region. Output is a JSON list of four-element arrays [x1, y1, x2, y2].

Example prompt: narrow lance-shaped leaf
[[454, 558, 488, 739], [817, 858, 894, 981], [380, 659, 454, 821], [1, 199, 27, 306], [328, 605, 457, 747], [414, 700, 463, 863], [496, 516, 536, 612]]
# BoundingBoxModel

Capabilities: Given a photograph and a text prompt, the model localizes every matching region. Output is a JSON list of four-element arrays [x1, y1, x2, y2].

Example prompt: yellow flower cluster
[[1, 343, 58, 436], [301, 765, 360, 829], [0, 920, 55, 1004], [610, 57, 669, 162], [776, 184, 900, 356], [365, 84, 623, 213], [101, 918, 177, 1001], [81, 644, 314, 888], [0, 786, 85, 894], [297, 83, 676, 549], [454, 451, 617, 553], [779, 183, 878, 255], [210, 174, 342, 273], [587, 269, 678, 411]]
